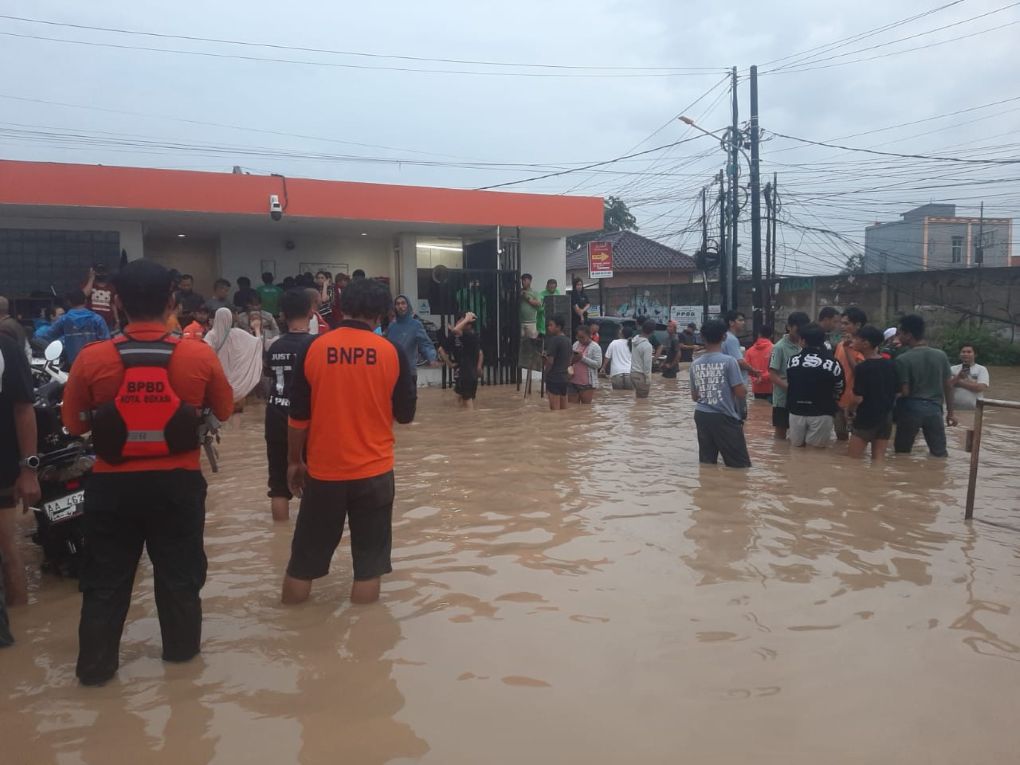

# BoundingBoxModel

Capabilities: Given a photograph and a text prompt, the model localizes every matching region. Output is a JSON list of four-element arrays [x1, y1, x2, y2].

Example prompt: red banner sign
[[587, 241, 614, 279]]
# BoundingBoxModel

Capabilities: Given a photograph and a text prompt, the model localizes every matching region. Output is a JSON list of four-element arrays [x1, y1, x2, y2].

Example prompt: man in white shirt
[[603, 328, 634, 390], [950, 344, 990, 411]]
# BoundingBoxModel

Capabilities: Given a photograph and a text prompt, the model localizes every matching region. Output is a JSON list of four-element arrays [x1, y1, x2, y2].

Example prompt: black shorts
[[547, 380, 568, 396], [772, 406, 789, 429], [852, 417, 893, 442], [286, 472, 395, 582], [454, 371, 479, 400]]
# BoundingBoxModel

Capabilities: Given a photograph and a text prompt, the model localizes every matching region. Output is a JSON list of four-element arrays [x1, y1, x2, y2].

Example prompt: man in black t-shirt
[[786, 323, 844, 448], [848, 325, 899, 462], [439, 312, 483, 409], [264, 289, 316, 522], [543, 314, 573, 411], [0, 333, 41, 645]]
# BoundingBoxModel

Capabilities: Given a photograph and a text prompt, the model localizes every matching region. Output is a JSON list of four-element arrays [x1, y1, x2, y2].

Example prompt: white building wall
[[0, 215, 144, 261], [218, 231, 394, 284], [520, 235, 566, 287]]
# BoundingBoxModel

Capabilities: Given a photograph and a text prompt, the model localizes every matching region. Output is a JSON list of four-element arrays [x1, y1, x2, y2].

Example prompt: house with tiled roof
[[563, 230, 703, 319], [566, 230, 697, 288]]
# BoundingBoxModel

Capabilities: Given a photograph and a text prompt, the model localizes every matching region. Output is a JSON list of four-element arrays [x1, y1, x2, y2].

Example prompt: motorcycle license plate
[[41, 491, 85, 523]]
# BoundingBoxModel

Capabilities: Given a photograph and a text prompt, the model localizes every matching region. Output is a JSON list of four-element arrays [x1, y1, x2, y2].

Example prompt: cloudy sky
[[1, 0, 1017, 273]]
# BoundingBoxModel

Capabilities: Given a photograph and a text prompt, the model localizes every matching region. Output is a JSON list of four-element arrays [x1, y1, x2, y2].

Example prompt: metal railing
[[965, 398, 1020, 520]]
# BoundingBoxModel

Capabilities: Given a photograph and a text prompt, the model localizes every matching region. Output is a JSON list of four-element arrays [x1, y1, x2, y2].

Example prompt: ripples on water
[[3, 369, 1020, 764]]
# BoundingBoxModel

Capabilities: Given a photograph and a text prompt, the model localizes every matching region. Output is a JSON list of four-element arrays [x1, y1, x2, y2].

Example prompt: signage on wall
[[670, 305, 721, 324], [587, 242, 614, 279]]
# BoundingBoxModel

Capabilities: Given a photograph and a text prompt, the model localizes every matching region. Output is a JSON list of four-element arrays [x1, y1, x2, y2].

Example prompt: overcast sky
[[2, 0, 1018, 273]]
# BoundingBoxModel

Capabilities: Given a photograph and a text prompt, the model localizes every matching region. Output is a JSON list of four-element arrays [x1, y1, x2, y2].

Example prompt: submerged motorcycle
[[29, 341, 92, 577]]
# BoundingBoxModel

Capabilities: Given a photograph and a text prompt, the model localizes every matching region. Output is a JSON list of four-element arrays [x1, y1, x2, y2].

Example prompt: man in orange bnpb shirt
[[62, 260, 234, 686], [283, 278, 416, 606]]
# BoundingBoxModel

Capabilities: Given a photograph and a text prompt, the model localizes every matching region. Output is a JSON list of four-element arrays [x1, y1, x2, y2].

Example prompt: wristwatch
[[19, 455, 40, 470]]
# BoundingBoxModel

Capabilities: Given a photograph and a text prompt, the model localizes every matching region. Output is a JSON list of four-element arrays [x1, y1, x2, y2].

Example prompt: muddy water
[[3, 369, 1020, 764]]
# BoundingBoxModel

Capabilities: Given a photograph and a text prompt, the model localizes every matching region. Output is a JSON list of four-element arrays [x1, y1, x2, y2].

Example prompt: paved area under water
[[2, 368, 1019, 764]]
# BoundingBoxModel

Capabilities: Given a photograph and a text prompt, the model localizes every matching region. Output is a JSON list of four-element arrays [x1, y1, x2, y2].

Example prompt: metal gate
[[419, 237, 520, 387]]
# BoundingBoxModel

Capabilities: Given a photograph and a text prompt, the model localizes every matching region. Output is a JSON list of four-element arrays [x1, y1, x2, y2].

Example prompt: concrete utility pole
[[701, 185, 710, 325], [764, 179, 772, 326], [976, 201, 985, 266], [718, 171, 728, 313], [749, 65, 763, 335], [728, 66, 740, 313]]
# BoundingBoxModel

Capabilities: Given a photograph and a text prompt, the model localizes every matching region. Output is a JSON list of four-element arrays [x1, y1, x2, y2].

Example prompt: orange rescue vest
[[91, 334, 201, 463]]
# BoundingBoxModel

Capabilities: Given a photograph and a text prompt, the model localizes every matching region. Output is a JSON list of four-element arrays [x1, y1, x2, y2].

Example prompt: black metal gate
[[416, 236, 520, 387]]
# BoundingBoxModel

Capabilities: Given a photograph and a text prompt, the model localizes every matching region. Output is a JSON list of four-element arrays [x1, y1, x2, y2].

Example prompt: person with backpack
[[61, 260, 234, 686], [34, 290, 110, 366]]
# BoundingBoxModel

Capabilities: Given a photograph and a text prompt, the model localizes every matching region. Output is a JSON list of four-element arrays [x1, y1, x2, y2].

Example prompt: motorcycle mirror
[[44, 340, 64, 362]]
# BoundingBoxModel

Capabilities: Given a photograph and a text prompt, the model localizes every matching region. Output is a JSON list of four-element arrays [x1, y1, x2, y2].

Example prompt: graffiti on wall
[[615, 290, 671, 322]]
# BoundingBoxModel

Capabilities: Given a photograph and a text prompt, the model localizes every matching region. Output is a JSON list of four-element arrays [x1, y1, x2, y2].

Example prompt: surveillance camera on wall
[[269, 194, 283, 221]]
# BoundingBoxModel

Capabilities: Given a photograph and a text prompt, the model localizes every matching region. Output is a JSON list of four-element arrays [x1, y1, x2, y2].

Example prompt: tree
[[841, 253, 865, 275], [603, 196, 638, 232], [568, 197, 639, 250]]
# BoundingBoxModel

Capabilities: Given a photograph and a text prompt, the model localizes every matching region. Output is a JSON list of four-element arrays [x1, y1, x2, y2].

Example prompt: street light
[[679, 115, 720, 140], [679, 116, 745, 314]]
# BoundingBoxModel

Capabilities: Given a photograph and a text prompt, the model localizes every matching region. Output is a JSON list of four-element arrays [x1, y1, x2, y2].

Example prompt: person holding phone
[[950, 344, 989, 411]]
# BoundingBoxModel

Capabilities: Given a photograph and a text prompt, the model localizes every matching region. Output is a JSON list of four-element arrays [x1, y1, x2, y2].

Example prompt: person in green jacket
[[537, 278, 560, 337], [256, 272, 283, 316]]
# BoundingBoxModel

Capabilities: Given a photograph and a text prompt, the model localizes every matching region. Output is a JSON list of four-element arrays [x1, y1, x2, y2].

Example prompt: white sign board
[[669, 305, 720, 324]]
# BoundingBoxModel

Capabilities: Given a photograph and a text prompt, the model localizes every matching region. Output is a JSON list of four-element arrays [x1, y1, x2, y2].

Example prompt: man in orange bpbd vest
[[282, 278, 416, 606], [62, 260, 234, 687]]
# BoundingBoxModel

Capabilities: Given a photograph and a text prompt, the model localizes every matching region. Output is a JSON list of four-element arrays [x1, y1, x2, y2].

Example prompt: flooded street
[[3, 368, 1020, 764]]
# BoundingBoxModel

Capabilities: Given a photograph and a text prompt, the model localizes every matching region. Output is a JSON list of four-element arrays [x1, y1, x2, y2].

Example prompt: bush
[[933, 323, 1020, 366]]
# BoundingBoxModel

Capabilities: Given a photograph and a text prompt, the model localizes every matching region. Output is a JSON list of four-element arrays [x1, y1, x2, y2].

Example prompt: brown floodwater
[[3, 368, 1020, 764]]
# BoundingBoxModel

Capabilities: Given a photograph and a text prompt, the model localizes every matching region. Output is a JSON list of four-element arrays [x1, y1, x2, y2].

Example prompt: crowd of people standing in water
[[516, 275, 990, 471], [0, 260, 995, 681]]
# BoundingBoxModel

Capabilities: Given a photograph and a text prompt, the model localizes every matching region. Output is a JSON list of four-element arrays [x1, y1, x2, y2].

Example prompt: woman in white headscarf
[[205, 307, 264, 405]]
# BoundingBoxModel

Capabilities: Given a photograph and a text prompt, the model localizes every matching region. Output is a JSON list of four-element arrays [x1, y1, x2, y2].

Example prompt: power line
[[764, 17, 1020, 75], [760, 0, 968, 67], [0, 14, 724, 72], [768, 131, 1020, 164], [0, 92, 476, 161], [475, 134, 711, 191], [0, 30, 724, 79], [765, 1, 1019, 72]]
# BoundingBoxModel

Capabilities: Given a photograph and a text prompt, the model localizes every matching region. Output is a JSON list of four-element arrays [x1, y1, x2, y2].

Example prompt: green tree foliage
[[841, 253, 865, 275], [568, 197, 638, 250], [934, 323, 1020, 366], [603, 196, 638, 233]]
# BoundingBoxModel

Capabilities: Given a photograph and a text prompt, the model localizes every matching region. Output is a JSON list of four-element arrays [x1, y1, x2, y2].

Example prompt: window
[[0, 229, 119, 296], [951, 235, 963, 264]]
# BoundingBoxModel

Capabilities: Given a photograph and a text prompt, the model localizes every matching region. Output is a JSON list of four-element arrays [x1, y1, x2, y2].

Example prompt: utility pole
[[976, 200, 985, 267], [764, 179, 772, 327], [749, 65, 763, 335], [701, 185, 709, 325], [718, 171, 728, 313], [728, 66, 740, 313], [770, 173, 778, 288]]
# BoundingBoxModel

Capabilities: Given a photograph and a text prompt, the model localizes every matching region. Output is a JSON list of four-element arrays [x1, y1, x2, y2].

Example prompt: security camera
[[269, 194, 283, 221]]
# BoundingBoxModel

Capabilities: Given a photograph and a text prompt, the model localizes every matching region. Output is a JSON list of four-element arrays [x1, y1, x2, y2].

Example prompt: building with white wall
[[0, 159, 601, 312], [864, 203, 1013, 273]]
